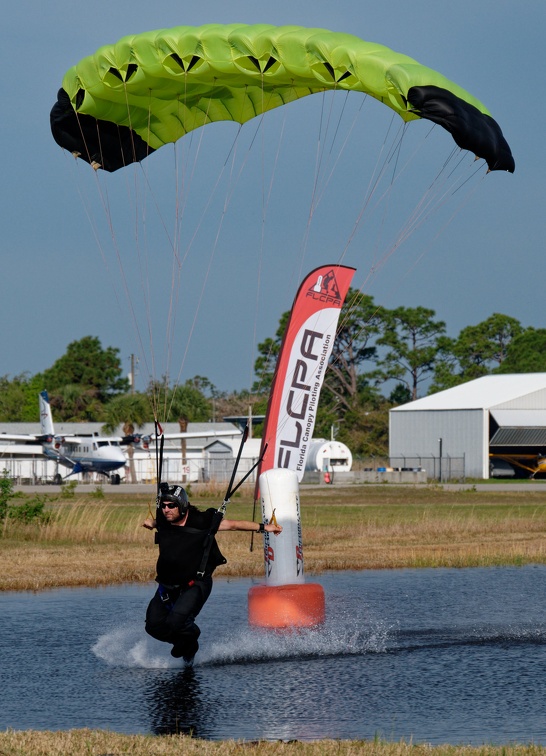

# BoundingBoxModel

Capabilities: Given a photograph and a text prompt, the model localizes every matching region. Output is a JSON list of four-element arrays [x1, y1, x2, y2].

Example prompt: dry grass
[[1, 484, 546, 591], [0, 730, 544, 755]]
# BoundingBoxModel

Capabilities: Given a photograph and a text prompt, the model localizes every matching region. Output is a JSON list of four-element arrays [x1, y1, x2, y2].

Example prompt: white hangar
[[389, 374, 546, 479]]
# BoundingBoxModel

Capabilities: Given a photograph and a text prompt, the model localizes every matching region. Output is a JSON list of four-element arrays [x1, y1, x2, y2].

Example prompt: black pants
[[145, 577, 212, 646]]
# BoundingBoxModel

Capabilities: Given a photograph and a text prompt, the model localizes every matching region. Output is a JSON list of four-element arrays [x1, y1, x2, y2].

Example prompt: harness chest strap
[[196, 510, 224, 579]]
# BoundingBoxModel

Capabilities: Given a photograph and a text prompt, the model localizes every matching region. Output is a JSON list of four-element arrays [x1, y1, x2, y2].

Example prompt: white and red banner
[[257, 264, 356, 483]]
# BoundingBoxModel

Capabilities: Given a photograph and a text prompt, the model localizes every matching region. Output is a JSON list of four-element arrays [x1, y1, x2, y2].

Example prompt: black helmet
[[159, 483, 189, 516]]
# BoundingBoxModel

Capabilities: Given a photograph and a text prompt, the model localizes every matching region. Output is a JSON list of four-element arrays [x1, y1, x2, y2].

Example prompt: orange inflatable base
[[248, 583, 325, 628]]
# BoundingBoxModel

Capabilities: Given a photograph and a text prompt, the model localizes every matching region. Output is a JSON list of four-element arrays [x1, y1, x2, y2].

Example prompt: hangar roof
[[392, 374, 546, 412]]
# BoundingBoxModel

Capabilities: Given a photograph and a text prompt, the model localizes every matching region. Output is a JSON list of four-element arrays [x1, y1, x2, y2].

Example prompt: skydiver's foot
[[170, 643, 186, 659], [171, 625, 200, 660], [182, 637, 199, 665], [171, 637, 199, 661]]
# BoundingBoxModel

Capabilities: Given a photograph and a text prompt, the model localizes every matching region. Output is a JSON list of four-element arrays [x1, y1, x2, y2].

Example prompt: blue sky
[[1, 1, 542, 395]]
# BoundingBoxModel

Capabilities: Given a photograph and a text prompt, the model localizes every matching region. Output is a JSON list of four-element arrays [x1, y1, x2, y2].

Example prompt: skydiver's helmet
[[158, 483, 189, 518]]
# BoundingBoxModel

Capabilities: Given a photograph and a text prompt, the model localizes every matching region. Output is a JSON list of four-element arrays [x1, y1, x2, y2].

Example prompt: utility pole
[[131, 354, 135, 394], [179, 416, 188, 484]]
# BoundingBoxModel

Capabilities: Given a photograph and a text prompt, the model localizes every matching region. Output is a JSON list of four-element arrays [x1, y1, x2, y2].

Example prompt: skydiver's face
[[161, 502, 187, 525]]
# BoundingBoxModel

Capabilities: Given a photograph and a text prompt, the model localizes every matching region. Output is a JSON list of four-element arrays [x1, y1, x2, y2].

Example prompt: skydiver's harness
[[153, 423, 267, 609]]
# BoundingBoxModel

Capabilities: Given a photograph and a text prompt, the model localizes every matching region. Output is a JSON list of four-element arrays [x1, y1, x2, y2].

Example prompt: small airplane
[[0, 390, 240, 485], [490, 453, 546, 478]]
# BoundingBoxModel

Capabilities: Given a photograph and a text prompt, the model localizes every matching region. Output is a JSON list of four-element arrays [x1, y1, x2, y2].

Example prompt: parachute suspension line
[[64, 123, 155, 402], [335, 116, 465, 291], [251, 109, 486, 457], [86, 144, 155, 391], [113, 88, 173, 421], [379, 147, 485, 276], [452, 155, 488, 191], [312, 93, 368, 213], [359, 120, 411, 281], [381, 173, 484, 300], [160, 80, 209, 420], [197, 426, 268, 578], [127, 96, 162, 412], [168, 137, 244, 399], [166, 117, 262, 410], [136, 93, 184, 422], [296, 89, 335, 282], [64, 151, 119, 289], [166, 84, 287, 409], [298, 91, 377, 281], [121, 82, 141, 169], [312, 86, 348, 188], [74, 91, 166, 411], [335, 112, 405, 271], [140, 90, 168, 414], [248, 76, 288, 395], [329, 169, 484, 374], [251, 92, 370, 403], [251, 113, 287, 397], [326, 155, 487, 393], [150, 108, 230, 424]]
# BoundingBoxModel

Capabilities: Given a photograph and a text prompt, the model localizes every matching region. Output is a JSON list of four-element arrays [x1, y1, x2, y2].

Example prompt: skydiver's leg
[[145, 587, 180, 643], [168, 579, 213, 659]]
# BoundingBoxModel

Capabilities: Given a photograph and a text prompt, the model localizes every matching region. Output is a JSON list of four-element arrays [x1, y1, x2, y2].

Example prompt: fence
[[0, 454, 263, 487], [3, 453, 465, 485], [389, 455, 466, 483]]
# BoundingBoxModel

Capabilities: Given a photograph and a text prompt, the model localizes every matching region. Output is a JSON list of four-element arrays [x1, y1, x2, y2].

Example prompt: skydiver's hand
[[142, 517, 156, 530], [265, 522, 283, 536]]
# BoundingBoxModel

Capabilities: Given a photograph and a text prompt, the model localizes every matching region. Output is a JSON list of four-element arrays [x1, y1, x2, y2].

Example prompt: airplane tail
[[39, 390, 55, 437]]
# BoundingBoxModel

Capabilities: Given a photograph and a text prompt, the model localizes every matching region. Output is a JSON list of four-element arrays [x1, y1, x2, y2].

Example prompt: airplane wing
[[116, 429, 242, 447], [0, 433, 45, 442], [0, 432, 84, 442], [0, 429, 240, 446], [0, 432, 57, 444]]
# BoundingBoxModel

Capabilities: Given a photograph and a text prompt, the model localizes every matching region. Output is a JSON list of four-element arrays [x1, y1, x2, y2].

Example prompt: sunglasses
[[160, 502, 178, 510]]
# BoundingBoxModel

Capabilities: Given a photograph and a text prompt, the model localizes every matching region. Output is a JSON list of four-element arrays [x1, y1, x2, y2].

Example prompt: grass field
[[2, 483, 546, 591]]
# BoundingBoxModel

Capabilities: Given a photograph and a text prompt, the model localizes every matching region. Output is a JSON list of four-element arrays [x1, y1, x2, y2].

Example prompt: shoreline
[[0, 729, 544, 755]]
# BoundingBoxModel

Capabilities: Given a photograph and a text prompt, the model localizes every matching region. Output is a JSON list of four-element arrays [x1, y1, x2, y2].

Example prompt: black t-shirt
[[155, 506, 227, 586]]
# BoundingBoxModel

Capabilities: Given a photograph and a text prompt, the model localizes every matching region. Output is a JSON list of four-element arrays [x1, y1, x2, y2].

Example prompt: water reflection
[[146, 668, 208, 737]]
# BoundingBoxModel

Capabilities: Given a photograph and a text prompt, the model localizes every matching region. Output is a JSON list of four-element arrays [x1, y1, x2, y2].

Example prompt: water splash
[[92, 597, 391, 669], [92, 625, 180, 669]]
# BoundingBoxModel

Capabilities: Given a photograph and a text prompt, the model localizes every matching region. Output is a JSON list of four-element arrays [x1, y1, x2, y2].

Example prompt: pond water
[[1, 566, 545, 745]]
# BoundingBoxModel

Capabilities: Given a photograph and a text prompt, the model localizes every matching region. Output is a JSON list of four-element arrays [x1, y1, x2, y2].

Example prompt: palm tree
[[102, 393, 150, 483]]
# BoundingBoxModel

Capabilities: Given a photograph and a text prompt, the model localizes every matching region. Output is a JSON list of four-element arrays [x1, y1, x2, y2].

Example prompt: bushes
[[0, 470, 52, 527]]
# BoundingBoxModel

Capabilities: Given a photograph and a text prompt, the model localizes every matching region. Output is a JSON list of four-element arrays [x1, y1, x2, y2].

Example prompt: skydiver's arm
[[219, 518, 282, 535]]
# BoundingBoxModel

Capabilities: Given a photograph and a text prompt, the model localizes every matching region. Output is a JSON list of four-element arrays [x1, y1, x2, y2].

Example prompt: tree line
[[2, 295, 545, 457]]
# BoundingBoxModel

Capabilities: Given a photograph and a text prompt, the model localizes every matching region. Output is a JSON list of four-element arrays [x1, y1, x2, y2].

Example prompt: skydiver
[[143, 484, 282, 663]]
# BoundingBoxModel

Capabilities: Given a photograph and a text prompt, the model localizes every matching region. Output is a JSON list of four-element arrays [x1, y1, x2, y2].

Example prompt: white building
[[389, 373, 546, 479]]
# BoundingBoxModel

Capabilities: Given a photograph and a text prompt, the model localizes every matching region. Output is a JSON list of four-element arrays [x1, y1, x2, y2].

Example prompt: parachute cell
[[50, 23, 514, 173]]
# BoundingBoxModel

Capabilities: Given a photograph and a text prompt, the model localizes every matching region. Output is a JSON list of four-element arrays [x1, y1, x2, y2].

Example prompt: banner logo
[[307, 269, 341, 303]]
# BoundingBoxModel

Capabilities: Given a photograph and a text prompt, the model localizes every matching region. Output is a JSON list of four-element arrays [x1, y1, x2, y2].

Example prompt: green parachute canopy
[[51, 23, 514, 173]]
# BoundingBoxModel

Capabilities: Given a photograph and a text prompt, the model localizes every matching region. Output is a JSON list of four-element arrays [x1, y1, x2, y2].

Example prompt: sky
[[1, 1, 543, 396]]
